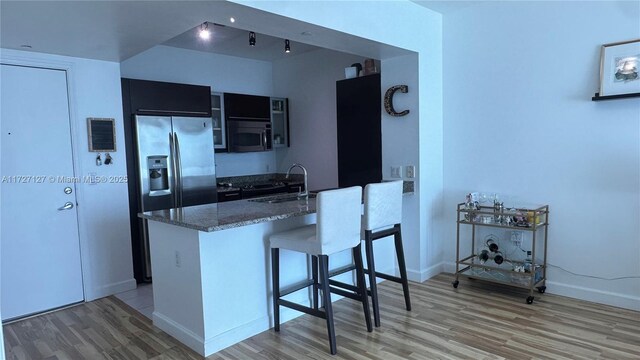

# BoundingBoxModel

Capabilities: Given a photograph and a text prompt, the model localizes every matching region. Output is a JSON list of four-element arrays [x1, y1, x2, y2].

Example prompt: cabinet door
[[217, 191, 241, 202], [212, 92, 227, 151], [223, 93, 270, 120], [271, 97, 289, 147], [127, 78, 212, 117]]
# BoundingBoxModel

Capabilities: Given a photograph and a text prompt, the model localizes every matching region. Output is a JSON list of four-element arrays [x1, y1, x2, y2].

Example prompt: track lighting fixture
[[284, 39, 291, 53], [249, 31, 256, 46], [199, 22, 211, 40]]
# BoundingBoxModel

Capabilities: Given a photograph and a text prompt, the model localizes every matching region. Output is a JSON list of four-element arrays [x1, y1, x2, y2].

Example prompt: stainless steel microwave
[[227, 120, 272, 152]]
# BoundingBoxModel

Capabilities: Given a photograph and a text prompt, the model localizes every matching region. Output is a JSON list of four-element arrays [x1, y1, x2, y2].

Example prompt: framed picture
[[87, 118, 116, 152], [599, 39, 640, 96]]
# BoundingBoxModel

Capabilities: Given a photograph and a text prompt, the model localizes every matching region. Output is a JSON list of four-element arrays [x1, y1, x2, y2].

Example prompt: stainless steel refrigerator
[[135, 115, 217, 280]]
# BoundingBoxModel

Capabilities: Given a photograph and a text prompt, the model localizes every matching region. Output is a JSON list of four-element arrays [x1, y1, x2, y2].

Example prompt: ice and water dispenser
[[147, 156, 170, 196]]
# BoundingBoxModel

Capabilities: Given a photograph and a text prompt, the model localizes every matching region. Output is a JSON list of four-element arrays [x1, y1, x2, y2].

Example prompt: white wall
[[441, 1, 640, 309], [380, 54, 429, 279], [272, 48, 363, 190], [0, 76, 4, 360], [120, 45, 276, 177], [235, 0, 444, 282], [0, 48, 136, 301]]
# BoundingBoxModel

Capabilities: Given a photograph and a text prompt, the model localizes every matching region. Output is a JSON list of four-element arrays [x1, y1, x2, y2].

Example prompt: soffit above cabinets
[[1, 1, 412, 62], [163, 24, 321, 62]]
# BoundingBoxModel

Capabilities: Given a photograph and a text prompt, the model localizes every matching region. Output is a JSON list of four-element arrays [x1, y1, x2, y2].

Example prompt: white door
[[1, 64, 84, 321]]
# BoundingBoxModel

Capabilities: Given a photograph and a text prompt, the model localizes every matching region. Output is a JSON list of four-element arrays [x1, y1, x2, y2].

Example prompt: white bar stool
[[270, 186, 372, 355], [363, 180, 411, 327]]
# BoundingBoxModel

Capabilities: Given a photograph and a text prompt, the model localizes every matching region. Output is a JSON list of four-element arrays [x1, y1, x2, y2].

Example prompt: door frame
[[1, 54, 91, 303]]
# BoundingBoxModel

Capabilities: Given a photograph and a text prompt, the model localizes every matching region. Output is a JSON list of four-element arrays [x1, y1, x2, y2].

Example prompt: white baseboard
[[153, 311, 206, 355], [546, 281, 640, 311], [203, 301, 309, 356], [406, 263, 443, 283], [86, 278, 137, 301], [203, 316, 268, 356], [153, 299, 312, 357], [439, 261, 639, 311]]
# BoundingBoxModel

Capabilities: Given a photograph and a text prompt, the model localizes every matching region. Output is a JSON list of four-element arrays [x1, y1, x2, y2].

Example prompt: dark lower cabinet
[[217, 191, 242, 202], [336, 73, 382, 188]]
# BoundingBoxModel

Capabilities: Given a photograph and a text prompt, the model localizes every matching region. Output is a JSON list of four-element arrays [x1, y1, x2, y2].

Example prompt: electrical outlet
[[391, 166, 402, 178], [175, 251, 181, 268], [406, 165, 415, 178]]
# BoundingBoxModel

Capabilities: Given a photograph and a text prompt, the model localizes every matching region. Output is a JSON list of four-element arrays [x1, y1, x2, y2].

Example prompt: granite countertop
[[140, 195, 316, 232], [216, 173, 304, 194]]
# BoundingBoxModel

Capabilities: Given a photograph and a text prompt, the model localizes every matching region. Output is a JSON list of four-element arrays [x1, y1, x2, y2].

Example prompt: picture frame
[[87, 118, 116, 152], [598, 39, 640, 96]]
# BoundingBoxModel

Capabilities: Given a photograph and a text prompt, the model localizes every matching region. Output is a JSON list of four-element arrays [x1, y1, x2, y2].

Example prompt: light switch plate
[[87, 172, 98, 185], [406, 165, 415, 178], [391, 166, 402, 178]]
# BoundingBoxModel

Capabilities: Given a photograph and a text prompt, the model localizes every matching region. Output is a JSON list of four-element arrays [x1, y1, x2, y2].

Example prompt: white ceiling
[[163, 23, 321, 62], [0, 1, 412, 63]]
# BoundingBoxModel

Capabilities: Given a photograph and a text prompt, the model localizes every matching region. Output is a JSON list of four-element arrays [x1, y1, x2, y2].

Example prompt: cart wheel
[[537, 286, 546, 294], [526, 296, 534, 304], [452, 280, 459, 289]]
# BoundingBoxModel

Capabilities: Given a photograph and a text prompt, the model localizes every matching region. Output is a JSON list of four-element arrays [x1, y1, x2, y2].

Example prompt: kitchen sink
[[249, 193, 316, 204]]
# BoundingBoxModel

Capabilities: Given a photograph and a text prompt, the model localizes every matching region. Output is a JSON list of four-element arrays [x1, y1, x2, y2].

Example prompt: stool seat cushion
[[270, 224, 320, 255]]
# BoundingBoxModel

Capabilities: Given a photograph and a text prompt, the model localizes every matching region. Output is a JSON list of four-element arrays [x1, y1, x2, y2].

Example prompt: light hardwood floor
[[3, 274, 639, 359]]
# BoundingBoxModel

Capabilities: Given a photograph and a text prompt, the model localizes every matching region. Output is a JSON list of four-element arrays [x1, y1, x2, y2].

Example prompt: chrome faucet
[[285, 163, 308, 198]]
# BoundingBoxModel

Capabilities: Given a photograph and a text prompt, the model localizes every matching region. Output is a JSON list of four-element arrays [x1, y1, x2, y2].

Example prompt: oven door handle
[[262, 131, 268, 150]]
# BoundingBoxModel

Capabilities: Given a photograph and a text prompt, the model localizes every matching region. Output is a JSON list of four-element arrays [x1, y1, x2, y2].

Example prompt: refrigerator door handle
[[174, 132, 184, 208], [169, 132, 178, 207]]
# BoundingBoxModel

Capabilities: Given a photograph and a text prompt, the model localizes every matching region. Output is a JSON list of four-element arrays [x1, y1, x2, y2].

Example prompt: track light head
[[249, 31, 256, 46], [199, 22, 211, 40], [284, 39, 291, 53]]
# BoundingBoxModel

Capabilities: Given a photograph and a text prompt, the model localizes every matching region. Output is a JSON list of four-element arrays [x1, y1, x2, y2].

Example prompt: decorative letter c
[[384, 85, 409, 117]]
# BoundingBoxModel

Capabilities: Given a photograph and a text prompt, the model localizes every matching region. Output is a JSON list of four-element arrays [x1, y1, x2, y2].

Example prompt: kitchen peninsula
[[139, 195, 323, 357]]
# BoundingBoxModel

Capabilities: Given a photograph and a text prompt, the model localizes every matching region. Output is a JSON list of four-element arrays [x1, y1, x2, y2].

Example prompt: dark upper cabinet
[[336, 73, 382, 188], [123, 78, 212, 117], [224, 93, 270, 120]]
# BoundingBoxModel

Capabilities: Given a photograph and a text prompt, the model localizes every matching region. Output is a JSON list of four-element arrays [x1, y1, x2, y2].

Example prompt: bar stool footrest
[[280, 279, 316, 297], [279, 299, 327, 319], [329, 279, 359, 293], [364, 269, 405, 284], [329, 264, 357, 278], [329, 286, 364, 301]]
